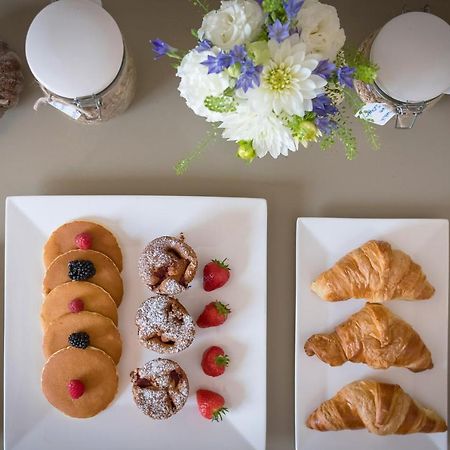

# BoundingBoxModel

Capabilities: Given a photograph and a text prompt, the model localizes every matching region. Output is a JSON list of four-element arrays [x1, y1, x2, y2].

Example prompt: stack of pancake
[[40, 220, 123, 418]]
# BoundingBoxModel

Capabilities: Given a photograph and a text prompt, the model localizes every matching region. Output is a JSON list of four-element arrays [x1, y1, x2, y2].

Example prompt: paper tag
[[48, 99, 82, 120], [356, 102, 396, 126]]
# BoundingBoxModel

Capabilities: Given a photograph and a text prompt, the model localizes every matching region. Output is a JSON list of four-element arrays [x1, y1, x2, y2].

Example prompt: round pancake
[[43, 249, 123, 306], [41, 346, 118, 418], [43, 220, 122, 271], [43, 311, 122, 364], [41, 281, 118, 329]]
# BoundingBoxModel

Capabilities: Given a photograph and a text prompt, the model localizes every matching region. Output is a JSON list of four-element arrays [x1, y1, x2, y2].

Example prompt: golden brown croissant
[[307, 379, 447, 435], [311, 240, 434, 302], [304, 303, 433, 372]]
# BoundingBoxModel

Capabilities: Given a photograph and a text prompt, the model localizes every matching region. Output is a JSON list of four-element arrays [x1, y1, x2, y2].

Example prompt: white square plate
[[4, 196, 267, 450], [295, 218, 448, 450]]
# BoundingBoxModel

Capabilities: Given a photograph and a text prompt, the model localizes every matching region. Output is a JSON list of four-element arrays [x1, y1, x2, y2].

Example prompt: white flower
[[219, 101, 297, 159], [176, 49, 231, 122], [297, 0, 346, 61], [198, 0, 264, 51], [241, 34, 326, 117]]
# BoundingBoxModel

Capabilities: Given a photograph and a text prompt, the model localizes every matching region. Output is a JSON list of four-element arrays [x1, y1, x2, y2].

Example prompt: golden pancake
[[43, 311, 122, 364], [43, 249, 123, 306], [41, 281, 118, 329], [43, 220, 122, 271], [41, 346, 118, 418]]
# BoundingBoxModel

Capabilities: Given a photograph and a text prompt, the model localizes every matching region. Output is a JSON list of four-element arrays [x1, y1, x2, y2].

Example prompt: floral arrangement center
[[151, 0, 379, 172]]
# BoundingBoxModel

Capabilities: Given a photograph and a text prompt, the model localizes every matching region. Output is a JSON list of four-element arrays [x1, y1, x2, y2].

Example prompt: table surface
[[1, 1, 450, 449]]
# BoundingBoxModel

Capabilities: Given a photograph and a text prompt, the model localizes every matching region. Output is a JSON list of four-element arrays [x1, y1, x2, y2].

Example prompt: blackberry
[[68, 260, 96, 281], [68, 331, 90, 349]]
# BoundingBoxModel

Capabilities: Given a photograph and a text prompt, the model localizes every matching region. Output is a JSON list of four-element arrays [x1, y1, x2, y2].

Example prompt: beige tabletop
[[1, 0, 450, 448]]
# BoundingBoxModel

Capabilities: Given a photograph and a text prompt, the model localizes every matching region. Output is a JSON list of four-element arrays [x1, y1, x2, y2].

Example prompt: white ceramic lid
[[371, 12, 450, 102], [26, 0, 124, 98]]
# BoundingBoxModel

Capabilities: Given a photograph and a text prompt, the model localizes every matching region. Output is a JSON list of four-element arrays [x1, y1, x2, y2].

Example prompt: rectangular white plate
[[4, 196, 267, 450], [295, 218, 448, 450]]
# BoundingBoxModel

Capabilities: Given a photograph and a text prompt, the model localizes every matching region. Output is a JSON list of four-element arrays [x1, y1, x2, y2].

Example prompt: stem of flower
[[189, 0, 209, 13], [174, 124, 220, 175]]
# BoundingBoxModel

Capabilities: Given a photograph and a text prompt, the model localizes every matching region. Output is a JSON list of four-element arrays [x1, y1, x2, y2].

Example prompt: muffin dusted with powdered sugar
[[135, 295, 195, 354], [130, 358, 189, 420], [138, 235, 198, 296]]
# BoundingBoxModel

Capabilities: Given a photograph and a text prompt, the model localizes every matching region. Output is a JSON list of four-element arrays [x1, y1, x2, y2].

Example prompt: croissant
[[307, 379, 447, 435], [304, 303, 433, 372], [311, 240, 434, 302]]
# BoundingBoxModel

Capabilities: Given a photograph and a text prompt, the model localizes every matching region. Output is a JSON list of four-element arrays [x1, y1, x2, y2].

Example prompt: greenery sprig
[[175, 124, 221, 175], [189, 0, 210, 13]]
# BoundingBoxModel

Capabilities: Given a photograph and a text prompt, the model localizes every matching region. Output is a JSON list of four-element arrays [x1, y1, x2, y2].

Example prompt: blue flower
[[201, 52, 233, 74], [337, 66, 356, 88], [150, 39, 176, 59], [229, 45, 248, 65], [195, 39, 213, 52], [284, 0, 304, 20], [313, 59, 336, 80], [312, 94, 338, 117], [236, 60, 263, 92], [315, 116, 337, 135], [268, 19, 290, 43]]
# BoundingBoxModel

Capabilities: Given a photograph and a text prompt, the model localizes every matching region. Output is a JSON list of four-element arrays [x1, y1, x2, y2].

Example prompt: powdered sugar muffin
[[138, 235, 198, 296], [130, 358, 189, 420], [135, 295, 195, 354]]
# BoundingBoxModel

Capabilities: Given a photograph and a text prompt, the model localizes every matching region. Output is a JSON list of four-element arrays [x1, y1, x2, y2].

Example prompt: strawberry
[[196, 389, 228, 421], [74, 232, 92, 250], [201, 346, 230, 377], [196, 301, 231, 328], [203, 258, 230, 291], [67, 379, 85, 399]]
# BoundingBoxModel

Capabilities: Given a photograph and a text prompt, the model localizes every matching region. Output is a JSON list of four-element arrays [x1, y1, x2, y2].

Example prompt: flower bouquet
[[152, 0, 379, 173]]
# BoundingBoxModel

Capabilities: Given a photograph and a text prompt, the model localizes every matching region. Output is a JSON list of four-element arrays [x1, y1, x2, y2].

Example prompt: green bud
[[247, 41, 270, 66], [236, 141, 256, 162], [204, 95, 237, 113], [355, 65, 378, 84], [288, 116, 320, 147], [227, 63, 241, 79]]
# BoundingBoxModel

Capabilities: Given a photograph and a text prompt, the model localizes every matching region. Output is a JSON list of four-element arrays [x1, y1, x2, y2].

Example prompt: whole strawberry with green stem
[[197, 301, 231, 328], [203, 258, 230, 291], [196, 389, 228, 421], [201, 346, 230, 377]]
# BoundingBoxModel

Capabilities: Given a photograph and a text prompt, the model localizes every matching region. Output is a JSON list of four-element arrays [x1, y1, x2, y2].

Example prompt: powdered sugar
[[135, 295, 195, 354], [130, 358, 189, 420]]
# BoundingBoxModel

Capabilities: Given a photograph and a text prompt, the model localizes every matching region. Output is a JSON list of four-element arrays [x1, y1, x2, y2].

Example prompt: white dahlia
[[176, 49, 231, 123], [297, 0, 346, 61], [219, 102, 297, 159], [242, 34, 326, 117]]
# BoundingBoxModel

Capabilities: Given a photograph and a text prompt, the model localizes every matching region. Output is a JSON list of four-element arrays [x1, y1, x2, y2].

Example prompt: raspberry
[[68, 331, 90, 349], [68, 260, 96, 281], [68, 298, 84, 313], [74, 232, 92, 250], [67, 379, 85, 399]]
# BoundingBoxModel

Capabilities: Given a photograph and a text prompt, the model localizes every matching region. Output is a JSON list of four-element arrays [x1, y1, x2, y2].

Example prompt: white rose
[[176, 49, 231, 122], [198, 0, 264, 51], [297, 1, 346, 61]]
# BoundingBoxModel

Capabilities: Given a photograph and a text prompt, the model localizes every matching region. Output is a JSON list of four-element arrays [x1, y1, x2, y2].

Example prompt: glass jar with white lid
[[355, 10, 450, 128], [26, 0, 136, 124]]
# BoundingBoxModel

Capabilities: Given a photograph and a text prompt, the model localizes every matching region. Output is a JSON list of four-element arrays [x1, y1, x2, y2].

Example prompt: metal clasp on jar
[[395, 103, 425, 129], [74, 94, 103, 121]]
